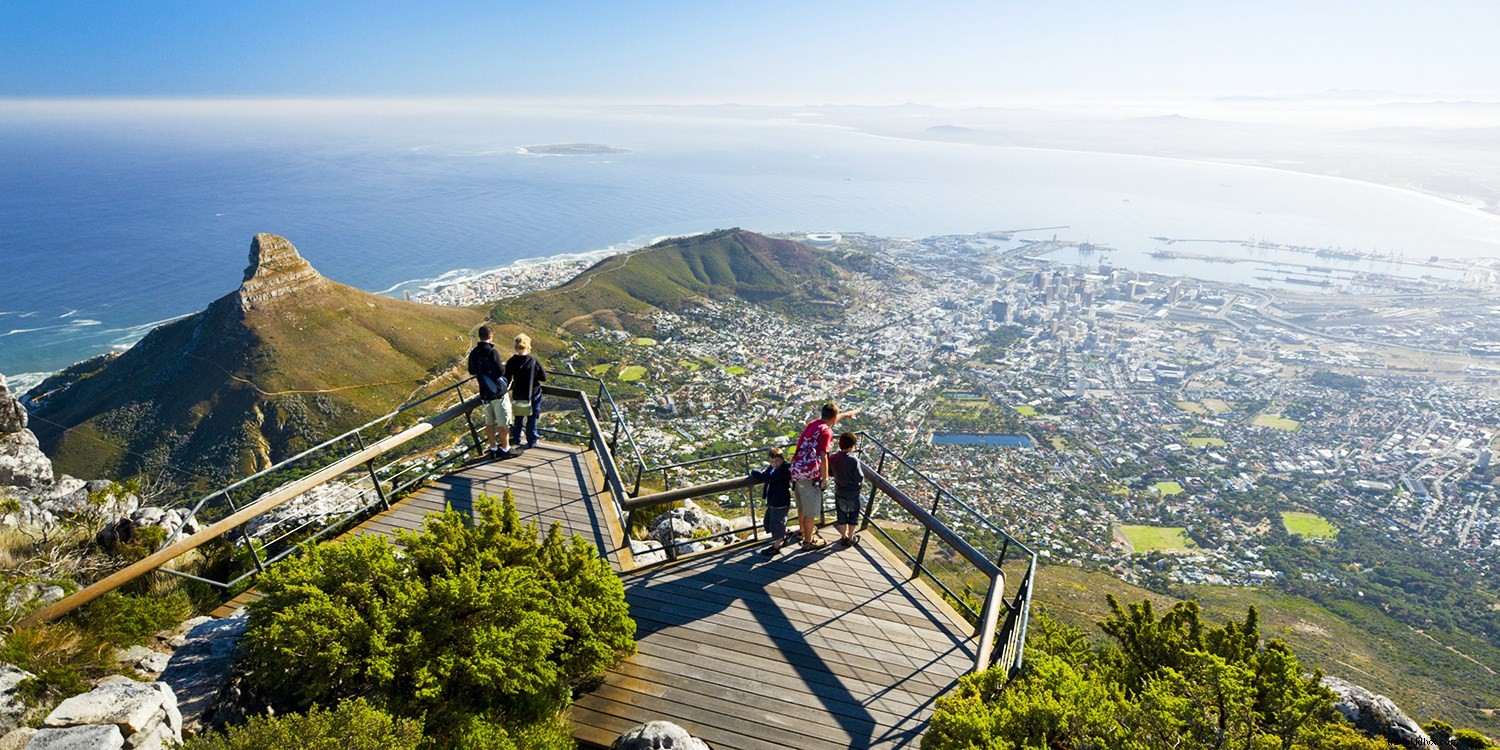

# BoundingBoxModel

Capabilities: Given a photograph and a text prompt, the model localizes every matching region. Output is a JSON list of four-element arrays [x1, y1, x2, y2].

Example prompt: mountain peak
[[237, 233, 328, 310]]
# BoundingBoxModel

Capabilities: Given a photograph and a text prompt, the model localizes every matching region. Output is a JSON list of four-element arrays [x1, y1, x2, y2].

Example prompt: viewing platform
[[25, 375, 1034, 750]]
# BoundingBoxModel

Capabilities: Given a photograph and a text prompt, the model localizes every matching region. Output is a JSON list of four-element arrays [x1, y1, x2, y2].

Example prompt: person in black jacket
[[505, 333, 547, 449], [751, 448, 793, 557], [467, 326, 516, 460]]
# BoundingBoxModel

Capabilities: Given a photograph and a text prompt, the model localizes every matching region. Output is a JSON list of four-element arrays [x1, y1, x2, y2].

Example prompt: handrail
[[20, 392, 482, 626]]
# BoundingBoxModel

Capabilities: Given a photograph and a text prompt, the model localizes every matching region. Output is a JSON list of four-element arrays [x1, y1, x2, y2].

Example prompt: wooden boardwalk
[[216, 440, 978, 749]]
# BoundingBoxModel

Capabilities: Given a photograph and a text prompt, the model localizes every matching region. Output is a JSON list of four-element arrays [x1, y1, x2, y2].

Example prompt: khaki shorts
[[481, 395, 512, 427], [793, 479, 824, 518]]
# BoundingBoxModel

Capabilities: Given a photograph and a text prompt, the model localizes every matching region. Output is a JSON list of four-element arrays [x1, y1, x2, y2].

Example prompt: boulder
[[0, 728, 36, 750], [42, 680, 181, 749], [4, 583, 66, 616], [1322, 676, 1435, 750], [24, 725, 124, 750], [611, 720, 711, 750], [0, 431, 52, 491], [159, 612, 248, 735], [96, 506, 200, 551], [629, 539, 667, 567], [0, 376, 25, 434], [245, 481, 366, 539], [1, 664, 35, 735]]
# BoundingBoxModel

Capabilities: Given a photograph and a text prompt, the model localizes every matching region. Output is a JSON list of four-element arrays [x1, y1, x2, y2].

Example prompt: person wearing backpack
[[506, 333, 547, 449], [467, 326, 517, 460]]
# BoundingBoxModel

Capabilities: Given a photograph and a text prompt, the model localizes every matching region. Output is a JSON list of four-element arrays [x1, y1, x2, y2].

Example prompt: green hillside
[[496, 228, 848, 335], [29, 234, 483, 487], [1035, 564, 1500, 737]]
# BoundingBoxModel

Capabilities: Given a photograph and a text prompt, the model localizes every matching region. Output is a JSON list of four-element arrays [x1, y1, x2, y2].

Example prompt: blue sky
[[2, 0, 1497, 102]]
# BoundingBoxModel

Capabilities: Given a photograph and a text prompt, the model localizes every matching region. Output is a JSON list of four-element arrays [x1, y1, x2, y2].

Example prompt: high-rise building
[[990, 299, 1010, 323]]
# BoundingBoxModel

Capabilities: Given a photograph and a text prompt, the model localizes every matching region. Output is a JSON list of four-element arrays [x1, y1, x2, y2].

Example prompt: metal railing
[[20, 372, 1037, 677]]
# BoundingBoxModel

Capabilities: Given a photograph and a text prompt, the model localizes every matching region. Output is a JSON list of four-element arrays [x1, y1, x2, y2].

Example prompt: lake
[[931, 433, 1035, 448]]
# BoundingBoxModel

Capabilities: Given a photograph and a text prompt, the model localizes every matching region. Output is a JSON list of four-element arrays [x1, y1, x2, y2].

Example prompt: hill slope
[[1036, 564, 1500, 738], [497, 229, 848, 334], [29, 234, 482, 485]]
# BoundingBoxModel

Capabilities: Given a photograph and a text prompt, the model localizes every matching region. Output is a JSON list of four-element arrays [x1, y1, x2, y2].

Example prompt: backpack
[[468, 344, 509, 398]]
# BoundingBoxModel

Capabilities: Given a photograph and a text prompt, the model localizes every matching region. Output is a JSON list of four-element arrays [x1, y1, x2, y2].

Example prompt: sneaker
[[525, 441, 538, 450], [839, 537, 853, 548], [852, 533, 861, 547], [759, 545, 780, 557], [485, 447, 500, 460], [498, 448, 520, 460]]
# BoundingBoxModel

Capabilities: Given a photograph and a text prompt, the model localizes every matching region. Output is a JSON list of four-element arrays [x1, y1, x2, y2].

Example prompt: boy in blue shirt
[[828, 432, 864, 547]]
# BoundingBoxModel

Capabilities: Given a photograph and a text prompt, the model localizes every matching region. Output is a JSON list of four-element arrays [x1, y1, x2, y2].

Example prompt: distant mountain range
[[28, 229, 844, 487]]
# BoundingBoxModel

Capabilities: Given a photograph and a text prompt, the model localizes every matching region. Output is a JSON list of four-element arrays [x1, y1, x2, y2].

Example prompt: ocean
[[5, 102, 1500, 393]]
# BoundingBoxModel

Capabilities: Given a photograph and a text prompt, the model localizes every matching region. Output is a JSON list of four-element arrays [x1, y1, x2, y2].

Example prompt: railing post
[[974, 569, 1007, 673], [609, 415, 622, 455], [861, 450, 887, 531], [745, 454, 759, 542], [912, 488, 940, 580], [224, 490, 266, 575], [457, 381, 484, 454], [365, 459, 391, 510]]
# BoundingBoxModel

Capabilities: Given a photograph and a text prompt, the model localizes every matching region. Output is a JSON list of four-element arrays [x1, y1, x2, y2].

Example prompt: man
[[788, 402, 841, 550], [467, 326, 517, 459]]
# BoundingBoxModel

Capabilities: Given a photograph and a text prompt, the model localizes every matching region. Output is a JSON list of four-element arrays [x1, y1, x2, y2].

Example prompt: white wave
[[59, 309, 79, 318], [3, 371, 50, 395], [18, 312, 36, 318], [70, 319, 103, 327]]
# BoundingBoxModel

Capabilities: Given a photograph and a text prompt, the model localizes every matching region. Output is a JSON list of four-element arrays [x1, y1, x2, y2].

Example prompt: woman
[[506, 333, 547, 449]]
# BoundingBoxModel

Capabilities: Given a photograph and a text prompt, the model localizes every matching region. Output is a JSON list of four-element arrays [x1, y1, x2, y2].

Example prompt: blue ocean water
[[5, 103, 1500, 390]]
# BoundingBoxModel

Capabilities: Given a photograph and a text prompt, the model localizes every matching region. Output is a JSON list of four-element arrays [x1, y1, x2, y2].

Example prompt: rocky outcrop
[[0, 664, 35, 735], [158, 613, 248, 736], [1323, 676, 1435, 750], [244, 480, 366, 539], [39, 679, 181, 750], [644, 499, 751, 559], [234, 233, 329, 310], [24, 724, 123, 749], [96, 506, 201, 552], [612, 720, 711, 750], [0, 375, 52, 490]]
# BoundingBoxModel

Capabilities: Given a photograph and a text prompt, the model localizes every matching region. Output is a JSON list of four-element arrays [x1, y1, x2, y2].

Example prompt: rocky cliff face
[[234, 233, 329, 310], [1323, 676, 1436, 750], [0, 374, 53, 490]]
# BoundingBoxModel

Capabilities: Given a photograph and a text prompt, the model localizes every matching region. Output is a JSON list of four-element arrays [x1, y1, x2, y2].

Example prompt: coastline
[[2, 238, 666, 398]]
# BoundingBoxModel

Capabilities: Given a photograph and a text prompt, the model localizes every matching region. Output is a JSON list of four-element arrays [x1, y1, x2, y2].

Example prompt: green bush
[[236, 491, 635, 744], [183, 699, 422, 750], [926, 599, 1403, 750], [76, 590, 193, 646]]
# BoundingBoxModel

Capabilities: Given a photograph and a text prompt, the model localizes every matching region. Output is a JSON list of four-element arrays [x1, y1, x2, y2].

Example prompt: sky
[[2, 0, 1499, 103]]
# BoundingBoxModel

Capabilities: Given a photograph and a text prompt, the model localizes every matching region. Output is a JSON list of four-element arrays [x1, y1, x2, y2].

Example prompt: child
[[828, 432, 864, 547], [751, 448, 792, 556]]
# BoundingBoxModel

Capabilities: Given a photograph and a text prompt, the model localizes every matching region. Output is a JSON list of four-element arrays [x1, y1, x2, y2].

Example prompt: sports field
[[1282, 511, 1338, 540], [725, 365, 748, 375], [1186, 437, 1227, 448], [618, 365, 648, 381], [1154, 481, 1186, 496], [1014, 405, 1038, 417], [1176, 401, 1208, 414], [633, 337, 657, 346], [1116, 524, 1198, 553], [1251, 413, 1301, 431]]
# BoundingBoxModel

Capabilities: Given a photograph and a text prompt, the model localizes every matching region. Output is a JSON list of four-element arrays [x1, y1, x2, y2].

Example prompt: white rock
[[611, 720, 711, 750], [245, 481, 367, 538], [135, 653, 170, 675], [629, 539, 667, 566], [25, 725, 125, 750], [43, 681, 174, 738], [0, 727, 36, 750], [0, 431, 52, 490], [1, 664, 35, 734], [112, 647, 153, 668]]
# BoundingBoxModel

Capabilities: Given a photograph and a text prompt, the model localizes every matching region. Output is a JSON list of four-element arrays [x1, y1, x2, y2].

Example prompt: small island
[[518, 143, 629, 156]]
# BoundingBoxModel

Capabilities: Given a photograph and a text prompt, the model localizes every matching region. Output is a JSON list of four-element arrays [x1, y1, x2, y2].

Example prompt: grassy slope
[[496, 229, 846, 334], [33, 281, 482, 484], [1035, 565, 1500, 736]]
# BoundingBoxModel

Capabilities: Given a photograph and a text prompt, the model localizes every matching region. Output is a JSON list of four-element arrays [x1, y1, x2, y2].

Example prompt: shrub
[[926, 601, 1403, 750], [182, 699, 422, 750], [75, 589, 194, 646], [236, 491, 635, 743]]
